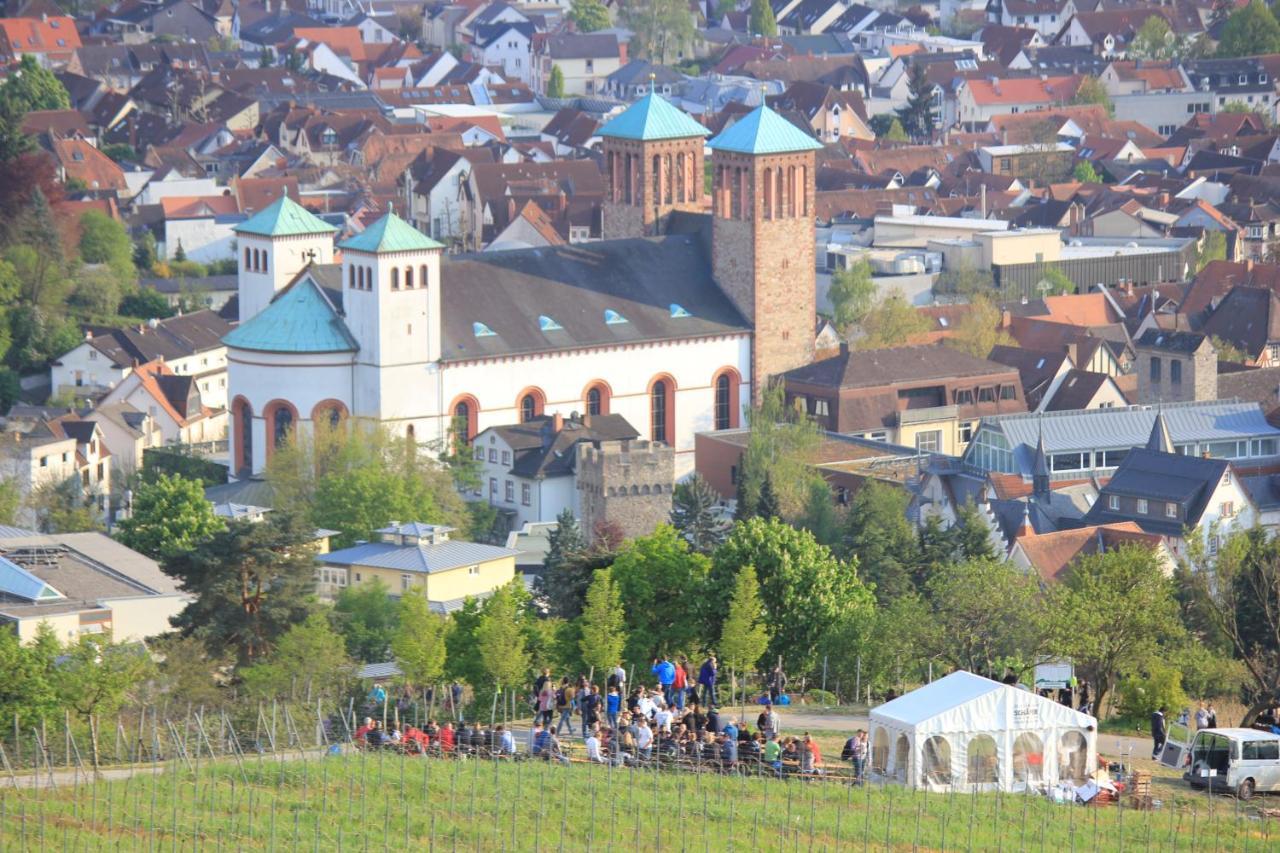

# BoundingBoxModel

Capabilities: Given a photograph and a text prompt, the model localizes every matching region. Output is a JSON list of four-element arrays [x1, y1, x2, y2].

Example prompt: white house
[[473, 22, 535, 88]]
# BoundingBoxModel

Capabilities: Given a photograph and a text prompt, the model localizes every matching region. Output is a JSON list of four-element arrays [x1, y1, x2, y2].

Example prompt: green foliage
[[717, 564, 770, 677], [1115, 661, 1188, 722], [896, 63, 935, 141], [622, 0, 695, 63], [1130, 16, 1176, 59], [610, 524, 710, 663], [734, 384, 823, 522], [334, 578, 400, 662], [141, 446, 228, 486], [133, 231, 158, 273], [925, 557, 1050, 677], [0, 626, 57, 725], [1220, 100, 1271, 127], [115, 472, 224, 560], [796, 476, 840, 548], [711, 517, 874, 674], [10, 188, 69, 310], [827, 259, 875, 331], [547, 64, 566, 98], [843, 481, 919, 603], [239, 612, 355, 701], [670, 473, 729, 554], [1217, 0, 1280, 57], [756, 473, 780, 519], [78, 211, 135, 283], [578, 567, 626, 676], [869, 116, 909, 141], [569, 0, 611, 31], [149, 635, 229, 710], [392, 586, 450, 687], [1196, 231, 1227, 272], [0, 56, 70, 118], [1073, 160, 1101, 183], [69, 265, 123, 318], [266, 421, 468, 548], [165, 513, 320, 665], [0, 475, 21, 524], [1209, 335, 1248, 363], [100, 143, 139, 164], [1037, 265, 1076, 296], [1071, 76, 1113, 115], [474, 581, 531, 689], [29, 475, 103, 533], [1052, 544, 1183, 716], [856, 287, 930, 349], [749, 0, 777, 36], [119, 287, 173, 320], [6, 304, 80, 372], [539, 508, 592, 618], [933, 262, 995, 298], [944, 295, 1013, 358]]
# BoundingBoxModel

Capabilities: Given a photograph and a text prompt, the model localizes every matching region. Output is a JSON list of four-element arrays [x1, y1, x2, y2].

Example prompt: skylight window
[[538, 315, 562, 331], [473, 321, 495, 337], [669, 303, 691, 318], [604, 309, 627, 325]]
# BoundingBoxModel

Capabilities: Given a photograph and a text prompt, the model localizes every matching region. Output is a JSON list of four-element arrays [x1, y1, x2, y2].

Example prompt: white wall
[[164, 217, 237, 263]]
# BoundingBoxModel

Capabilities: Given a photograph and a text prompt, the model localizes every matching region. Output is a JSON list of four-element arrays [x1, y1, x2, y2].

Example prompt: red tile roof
[[964, 75, 1082, 106]]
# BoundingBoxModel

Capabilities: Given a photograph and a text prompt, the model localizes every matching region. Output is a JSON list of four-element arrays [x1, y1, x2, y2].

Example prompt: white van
[[1186, 728, 1280, 799]]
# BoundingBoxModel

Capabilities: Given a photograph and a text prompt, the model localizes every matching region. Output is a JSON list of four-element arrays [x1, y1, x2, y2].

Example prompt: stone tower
[[576, 438, 675, 544], [1134, 329, 1218, 404], [598, 90, 710, 240], [708, 104, 823, 390], [233, 195, 337, 323]]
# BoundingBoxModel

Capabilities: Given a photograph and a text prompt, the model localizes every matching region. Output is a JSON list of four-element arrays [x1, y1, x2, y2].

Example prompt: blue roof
[[338, 212, 443, 253], [233, 195, 337, 238], [0, 555, 62, 602], [223, 276, 357, 353], [707, 105, 824, 155], [598, 92, 710, 141], [321, 539, 519, 574]]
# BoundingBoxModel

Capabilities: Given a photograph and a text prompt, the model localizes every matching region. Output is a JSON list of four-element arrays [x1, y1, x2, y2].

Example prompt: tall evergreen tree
[[756, 472, 781, 520], [539, 508, 594, 617], [749, 0, 777, 36], [718, 564, 770, 699], [670, 473, 728, 553], [578, 567, 626, 678], [895, 63, 936, 141], [843, 480, 920, 603]]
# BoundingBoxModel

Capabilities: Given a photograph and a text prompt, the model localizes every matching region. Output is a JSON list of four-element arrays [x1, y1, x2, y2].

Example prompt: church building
[[223, 95, 822, 479]]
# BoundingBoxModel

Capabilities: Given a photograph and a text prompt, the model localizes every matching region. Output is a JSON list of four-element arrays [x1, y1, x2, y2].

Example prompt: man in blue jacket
[[651, 657, 676, 707], [698, 654, 718, 708]]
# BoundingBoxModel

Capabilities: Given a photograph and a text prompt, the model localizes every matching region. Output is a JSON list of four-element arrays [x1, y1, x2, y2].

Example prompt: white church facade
[[223, 95, 822, 479]]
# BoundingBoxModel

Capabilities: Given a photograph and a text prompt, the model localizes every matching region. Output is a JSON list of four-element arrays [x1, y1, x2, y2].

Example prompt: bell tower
[[708, 104, 822, 388], [233, 195, 337, 322], [599, 89, 710, 240]]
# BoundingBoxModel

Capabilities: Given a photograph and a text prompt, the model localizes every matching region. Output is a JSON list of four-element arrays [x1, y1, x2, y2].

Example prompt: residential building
[[96, 361, 224, 446], [1039, 368, 1127, 411], [955, 75, 1081, 129], [316, 522, 518, 609], [471, 21, 535, 88], [536, 33, 623, 96], [780, 343, 1027, 455], [0, 531, 187, 643], [0, 16, 81, 65], [988, 0, 1075, 38], [1008, 521, 1174, 583], [0, 418, 111, 528]]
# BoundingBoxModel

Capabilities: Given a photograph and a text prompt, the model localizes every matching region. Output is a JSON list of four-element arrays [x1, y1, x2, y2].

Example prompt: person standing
[[673, 657, 688, 711], [608, 661, 627, 693], [652, 657, 677, 707], [1207, 703, 1218, 729], [606, 685, 621, 732], [698, 654, 718, 708], [554, 678, 573, 735], [770, 665, 787, 703], [1151, 707, 1167, 760], [1195, 702, 1210, 731], [582, 684, 602, 734]]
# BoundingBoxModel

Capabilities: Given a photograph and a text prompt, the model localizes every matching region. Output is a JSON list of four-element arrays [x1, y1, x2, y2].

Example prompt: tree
[[711, 517, 874, 675], [547, 65, 566, 98], [0, 55, 70, 118], [622, 0, 696, 63], [883, 117, 909, 142], [1221, 100, 1271, 127], [1053, 544, 1183, 716], [148, 635, 229, 710], [952, 502, 997, 561], [78, 210, 135, 282], [933, 262, 995, 298], [539, 507, 591, 617], [100, 143, 139, 164], [857, 288, 930, 349], [670, 473, 728, 554], [392, 586, 450, 689], [334, 578, 400, 662], [1073, 161, 1101, 183], [69, 265, 122, 318], [28, 475, 103, 533], [945, 295, 1013, 358], [474, 581, 530, 691], [796, 476, 840, 548], [239, 612, 354, 701], [1037, 265, 1076, 297], [827, 259, 875, 331], [1196, 231, 1227, 272], [115, 472, 224, 560], [0, 626, 56, 727], [267, 421, 468, 548], [925, 557, 1050, 678], [749, 0, 777, 36], [0, 476, 21, 525], [579, 567, 626, 677], [610, 524, 710, 663], [756, 472, 781, 519], [896, 63, 935, 141], [119, 288, 172, 320], [570, 0, 611, 31], [51, 631, 154, 768], [132, 231, 158, 274], [733, 384, 823, 521], [843, 480, 920, 603], [164, 513, 320, 665], [1217, 0, 1280, 57], [11, 188, 68, 308], [717, 564, 770, 693], [1211, 335, 1247, 363], [1071, 76, 1112, 115], [1130, 16, 1176, 59]]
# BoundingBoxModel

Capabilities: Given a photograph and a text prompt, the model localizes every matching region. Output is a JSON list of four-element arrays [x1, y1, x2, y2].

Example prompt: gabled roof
[[598, 92, 709, 142], [1083, 447, 1232, 534], [234, 194, 337, 238], [338, 212, 443, 253], [223, 275, 357, 354], [707, 104, 824, 155], [321, 538, 518, 573]]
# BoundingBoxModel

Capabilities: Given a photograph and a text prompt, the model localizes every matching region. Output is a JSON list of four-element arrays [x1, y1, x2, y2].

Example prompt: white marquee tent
[[869, 671, 1098, 793]]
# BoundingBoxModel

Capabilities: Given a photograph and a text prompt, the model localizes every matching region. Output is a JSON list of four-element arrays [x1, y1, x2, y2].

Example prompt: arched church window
[[405, 267, 414, 289], [391, 267, 400, 290]]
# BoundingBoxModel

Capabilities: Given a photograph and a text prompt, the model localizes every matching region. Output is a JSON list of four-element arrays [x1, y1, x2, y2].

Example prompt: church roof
[[233, 195, 337, 238], [223, 275, 357, 353], [707, 104, 824, 155], [338, 212, 443, 253], [598, 91, 710, 141], [439, 233, 750, 360]]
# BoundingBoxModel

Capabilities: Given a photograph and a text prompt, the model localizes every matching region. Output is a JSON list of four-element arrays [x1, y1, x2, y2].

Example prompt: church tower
[[233, 195, 337, 322], [599, 90, 710, 240], [708, 104, 823, 388], [338, 212, 444, 424]]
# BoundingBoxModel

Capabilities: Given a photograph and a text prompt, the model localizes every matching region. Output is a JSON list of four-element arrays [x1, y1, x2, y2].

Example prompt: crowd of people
[[350, 655, 868, 782]]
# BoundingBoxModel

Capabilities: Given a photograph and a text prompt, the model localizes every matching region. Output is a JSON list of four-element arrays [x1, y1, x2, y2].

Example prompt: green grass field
[[0, 748, 1274, 851]]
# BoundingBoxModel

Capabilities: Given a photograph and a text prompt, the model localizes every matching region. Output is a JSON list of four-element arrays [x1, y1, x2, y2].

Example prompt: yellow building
[[316, 522, 518, 611]]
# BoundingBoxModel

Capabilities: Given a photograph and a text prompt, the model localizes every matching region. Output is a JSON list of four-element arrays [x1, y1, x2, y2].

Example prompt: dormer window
[[321, 128, 337, 146], [669, 303, 690, 318], [473, 321, 496, 337], [1263, 73, 1270, 84], [604, 309, 627, 325], [538, 315, 562, 331], [1240, 74, 1248, 85]]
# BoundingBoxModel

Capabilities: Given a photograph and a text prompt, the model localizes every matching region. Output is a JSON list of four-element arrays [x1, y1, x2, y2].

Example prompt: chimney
[[1245, 258, 1254, 273], [552, 411, 563, 432], [980, 183, 987, 218], [839, 341, 850, 356]]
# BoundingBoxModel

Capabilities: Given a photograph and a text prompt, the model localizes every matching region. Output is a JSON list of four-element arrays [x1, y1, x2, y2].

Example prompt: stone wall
[[577, 438, 675, 543], [1135, 341, 1218, 404], [601, 136, 705, 240]]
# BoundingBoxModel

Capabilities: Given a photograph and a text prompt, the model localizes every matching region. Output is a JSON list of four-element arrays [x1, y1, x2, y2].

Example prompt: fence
[[0, 703, 1273, 850]]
